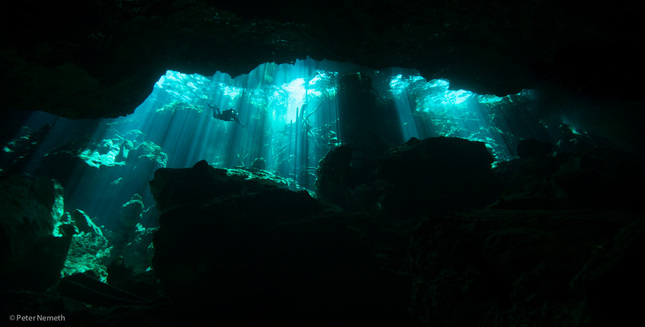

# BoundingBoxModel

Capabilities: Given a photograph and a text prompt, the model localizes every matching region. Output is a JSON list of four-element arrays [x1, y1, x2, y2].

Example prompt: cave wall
[[2, 0, 643, 121]]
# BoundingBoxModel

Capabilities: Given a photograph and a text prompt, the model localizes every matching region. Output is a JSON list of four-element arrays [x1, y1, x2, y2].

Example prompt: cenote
[[2, 2, 644, 326]]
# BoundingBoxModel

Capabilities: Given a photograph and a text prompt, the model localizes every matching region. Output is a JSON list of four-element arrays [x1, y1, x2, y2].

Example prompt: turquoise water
[[2, 58, 551, 229]]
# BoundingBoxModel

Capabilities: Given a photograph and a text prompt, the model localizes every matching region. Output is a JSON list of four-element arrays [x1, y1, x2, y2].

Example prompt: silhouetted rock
[[315, 145, 354, 208], [150, 160, 310, 212], [109, 194, 145, 262], [496, 147, 645, 210], [119, 194, 144, 231], [121, 224, 156, 274], [408, 207, 644, 326], [70, 208, 104, 236], [316, 137, 501, 217], [378, 137, 498, 217], [150, 160, 414, 325], [575, 216, 645, 326], [0, 175, 72, 291], [552, 148, 645, 209], [6, 0, 643, 120], [58, 272, 153, 307], [517, 138, 553, 159], [107, 257, 159, 301]]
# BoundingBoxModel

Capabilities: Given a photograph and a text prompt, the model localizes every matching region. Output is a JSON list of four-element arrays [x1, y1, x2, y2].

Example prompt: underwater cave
[[2, 1, 644, 326]]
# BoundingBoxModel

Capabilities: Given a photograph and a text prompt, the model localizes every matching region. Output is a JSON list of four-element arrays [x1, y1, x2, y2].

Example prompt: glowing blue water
[[2, 58, 543, 228]]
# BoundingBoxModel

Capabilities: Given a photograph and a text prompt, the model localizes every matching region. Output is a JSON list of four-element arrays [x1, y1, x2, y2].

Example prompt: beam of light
[[2, 58, 552, 232], [1, 59, 343, 229], [383, 72, 543, 163]]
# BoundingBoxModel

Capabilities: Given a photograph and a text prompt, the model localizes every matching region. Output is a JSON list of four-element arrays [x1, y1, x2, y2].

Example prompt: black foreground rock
[[150, 160, 415, 325], [315, 137, 500, 215], [147, 137, 645, 326], [3, 136, 645, 326], [0, 175, 72, 291]]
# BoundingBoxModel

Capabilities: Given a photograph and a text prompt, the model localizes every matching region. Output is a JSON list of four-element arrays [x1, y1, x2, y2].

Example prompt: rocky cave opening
[[2, 1, 644, 326]]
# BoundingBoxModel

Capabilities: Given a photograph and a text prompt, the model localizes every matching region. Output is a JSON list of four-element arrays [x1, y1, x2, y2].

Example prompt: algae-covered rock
[[62, 230, 111, 281]]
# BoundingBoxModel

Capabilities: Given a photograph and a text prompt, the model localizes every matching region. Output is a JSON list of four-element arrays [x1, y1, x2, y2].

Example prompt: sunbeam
[[2, 58, 554, 230]]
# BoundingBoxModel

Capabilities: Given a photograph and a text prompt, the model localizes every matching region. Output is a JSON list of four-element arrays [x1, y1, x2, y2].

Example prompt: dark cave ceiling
[[1, 0, 643, 119]]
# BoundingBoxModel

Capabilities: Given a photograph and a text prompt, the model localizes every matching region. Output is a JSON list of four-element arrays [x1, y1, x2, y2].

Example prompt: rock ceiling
[[1, 0, 643, 119]]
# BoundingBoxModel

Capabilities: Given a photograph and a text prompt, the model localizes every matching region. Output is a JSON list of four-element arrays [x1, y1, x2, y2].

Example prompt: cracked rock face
[[3, 0, 643, 119]]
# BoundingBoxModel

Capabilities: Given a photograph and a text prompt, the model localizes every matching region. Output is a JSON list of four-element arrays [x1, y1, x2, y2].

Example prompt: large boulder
[[314, 145, 354, 208], [378, 137, 498, 217], [316, 137, 501, 217], [150, 160, 414, 325]]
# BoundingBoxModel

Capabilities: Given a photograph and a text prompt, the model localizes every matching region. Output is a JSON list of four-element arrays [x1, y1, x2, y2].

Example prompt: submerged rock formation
[[316, 137, 501, 215], [3, 134, 645, 326], [69, 208, 104, 236], [408, 206, 645, 326], [61, 209, 111, 279], [0, 175, 71, 291], [147, 137, 645, 326], [0, 124, 52, 178], [150, 160, 414, 325], [23, 126, 167, 230], [36, 130, 167, 187]]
